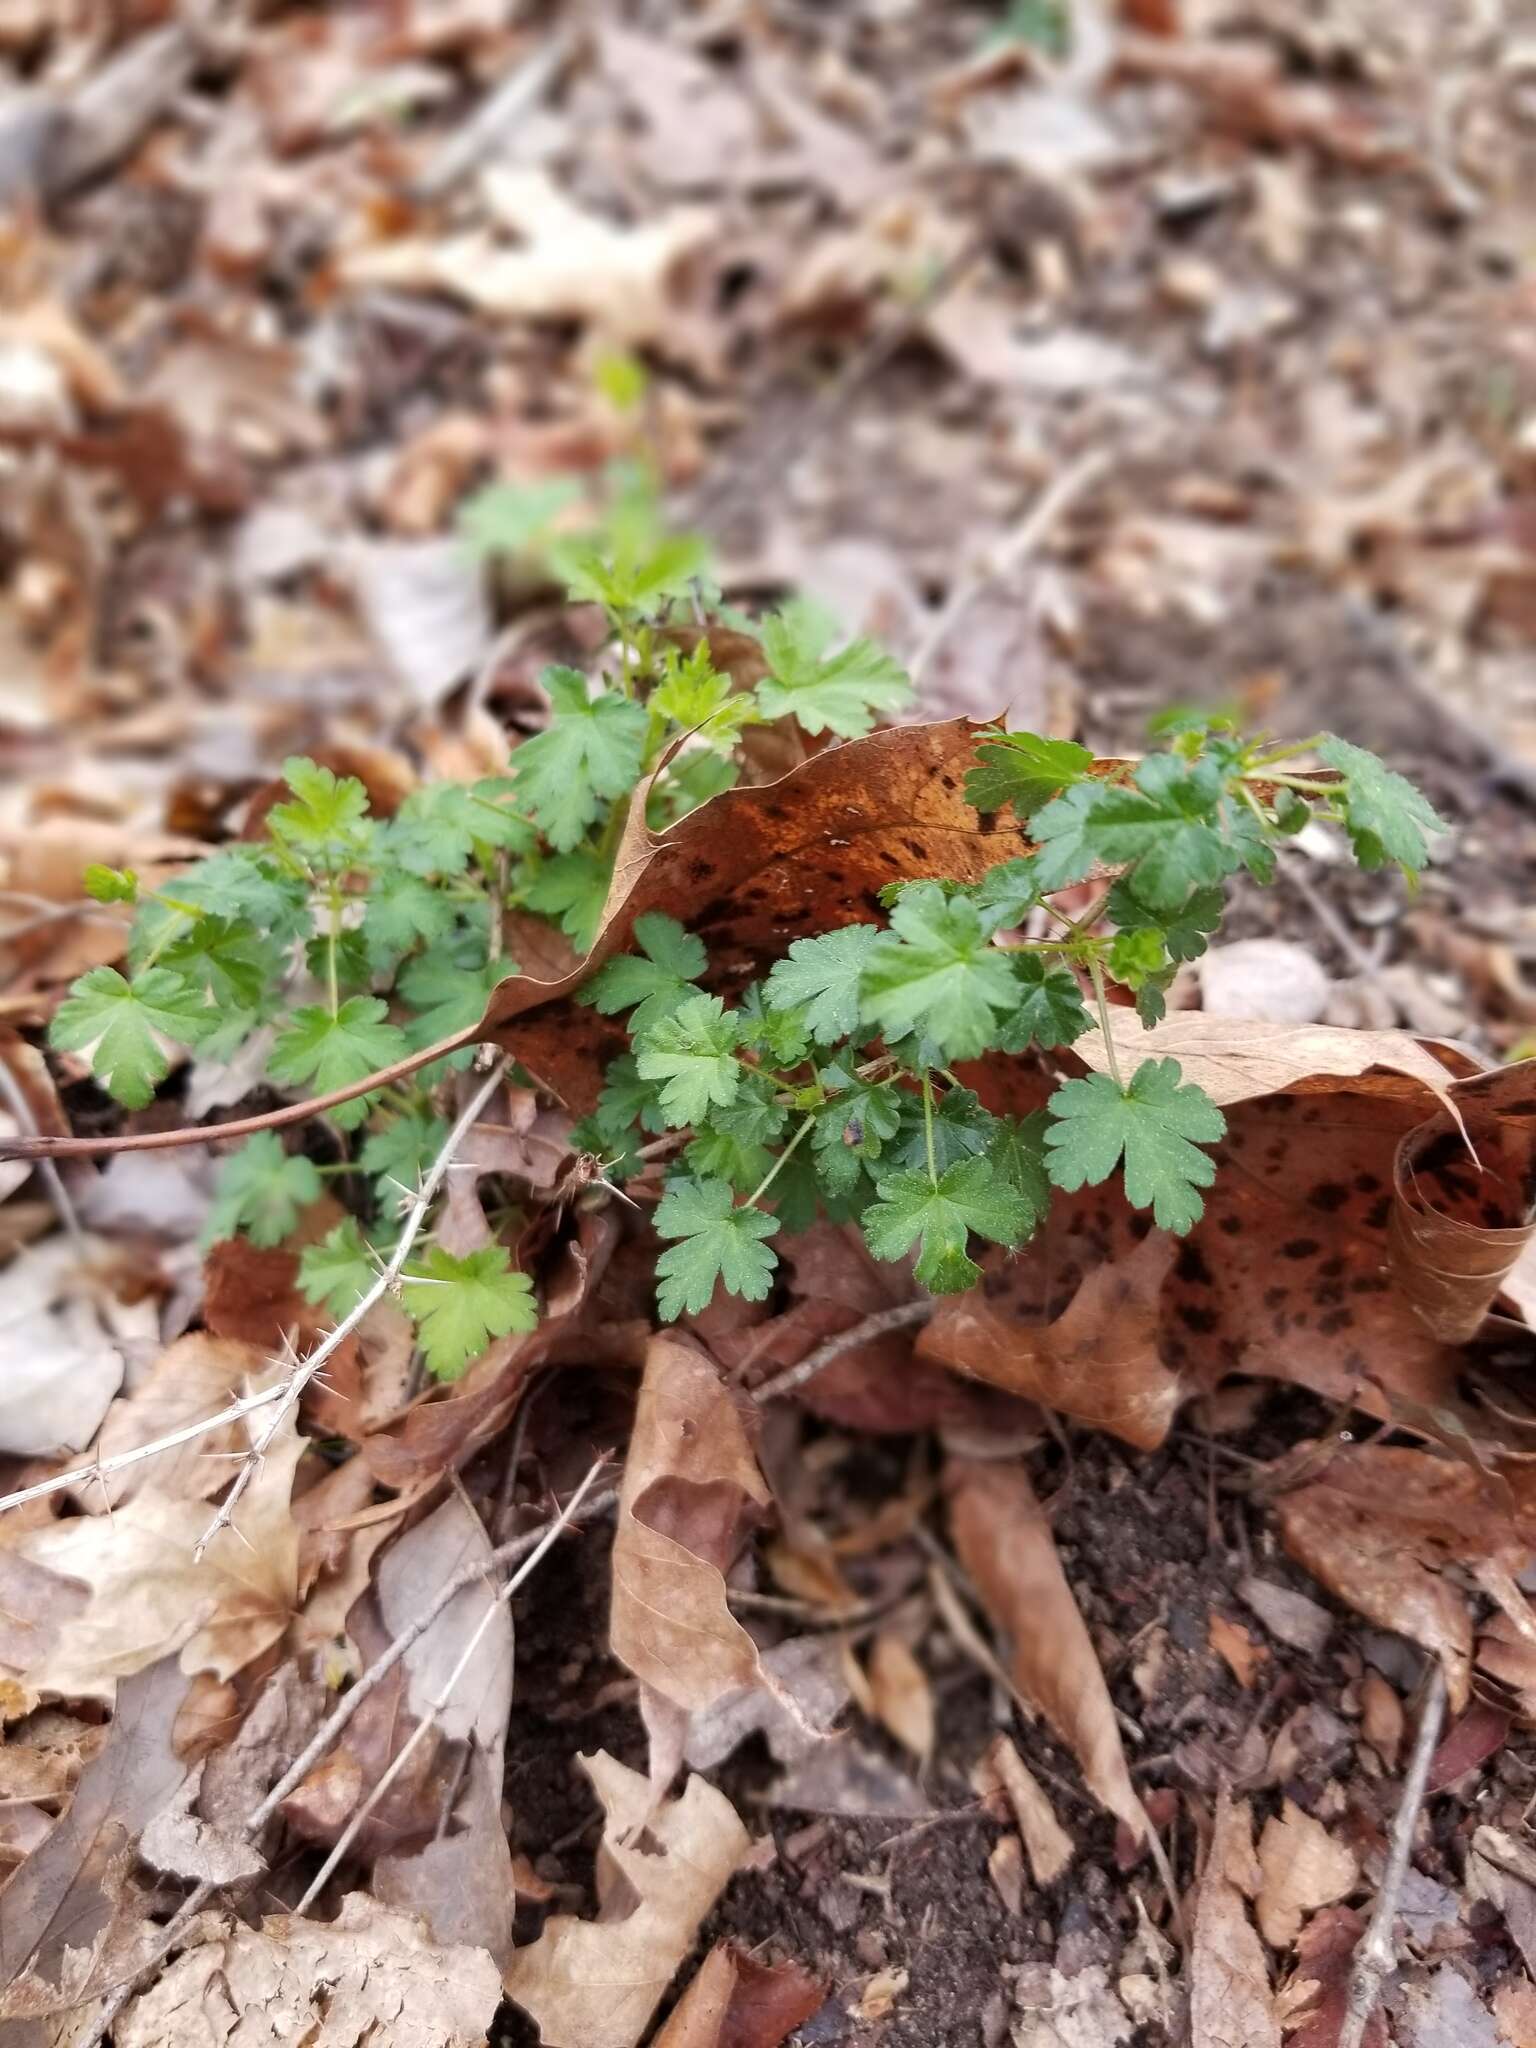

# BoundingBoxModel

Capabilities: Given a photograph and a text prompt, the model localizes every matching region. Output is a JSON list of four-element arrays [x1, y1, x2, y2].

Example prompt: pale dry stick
[[747, 1298, 935, 1407], [1338, 1663, 1449, 2048], [77, 1478, 620, 2048], [294, 1456, 608, 1913], [192, 1056, 511, 1559], [907, 448, 1113, 694], [0, 1051, 86, 1255]]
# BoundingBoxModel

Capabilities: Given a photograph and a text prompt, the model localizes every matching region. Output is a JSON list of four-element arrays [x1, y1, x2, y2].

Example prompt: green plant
[[48, 539, 1446, 1377]]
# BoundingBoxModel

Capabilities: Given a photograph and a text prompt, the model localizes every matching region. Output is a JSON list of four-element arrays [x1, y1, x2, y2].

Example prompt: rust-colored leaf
[[1273, 1905, 1386, 2048], [1271, 1444, 1531, 1710], [476, 717, 1031, 1112], [655, 1943, 824, 2048]]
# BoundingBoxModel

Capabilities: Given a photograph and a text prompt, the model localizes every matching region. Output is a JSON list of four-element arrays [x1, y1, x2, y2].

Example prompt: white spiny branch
[[78, 1473, 618, 2048], [0, 1056, 509, 1527], [192, 1056, 510, 1558]]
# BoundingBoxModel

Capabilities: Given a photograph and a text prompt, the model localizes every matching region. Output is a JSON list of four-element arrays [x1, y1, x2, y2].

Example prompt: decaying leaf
[[1255, 1798, 1359, 1949], [918, 1229, 1181, 1450], [1189, 1787, 1279, 2048], [654, 1942, 824, 2048], [502, 1750, 750, 2048], [946, 1455, 1147, 1840], [478, 718, 1033, 1112], [0, 1657, 190, 2021], [1272, 1905, 1385, 2048], [112, 1895, 502, 2048], [1272, 1444, 1533, 1711], [6, 1404, 304, 1700], [610, 1333, 779, 1776]]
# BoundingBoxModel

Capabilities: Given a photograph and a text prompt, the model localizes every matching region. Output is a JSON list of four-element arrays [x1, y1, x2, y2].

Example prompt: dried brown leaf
[[1273, 1904, 1385, 2048], [0, 1657, 190, 2020], [654, 1942, 823, 2048], [1255, 1800, 1359, 1950], [112, 1895, 502, 2048], [6, 1403, 303, 1700], [980, 1733, 1074, 1885], [946, 1455, 1147, 1839], [1189, 1788, 1279, 2048], [1272, 1445, 1520, 1711], [502, 1751, 750, 2048], [867, 1633, 935, 1765], [610, 1334, 774, 1743]]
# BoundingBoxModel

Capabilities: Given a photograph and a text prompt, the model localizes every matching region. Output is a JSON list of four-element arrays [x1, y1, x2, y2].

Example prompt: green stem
[[1249, 732, 1327, 767], [921, 1071, 939, 1187], [745, 1114, 815, 1210], [1088, 958, 1125, 1090], [325, 880, 342, 1017], [1243, 771, 1335, 797]]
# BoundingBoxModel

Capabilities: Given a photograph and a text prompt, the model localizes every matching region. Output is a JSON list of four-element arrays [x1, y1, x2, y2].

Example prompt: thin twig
[[0, 1021, 484, 1161], [0, 1052, 86, 1254], [294, 1457, 607, 1912], [908, 449, 1111, 693], [1339, 1663, 1449, 2048], [78, 1477, 619, 2048], [192, 1058, 510, 1558], [747, 1298, 935, 1407]]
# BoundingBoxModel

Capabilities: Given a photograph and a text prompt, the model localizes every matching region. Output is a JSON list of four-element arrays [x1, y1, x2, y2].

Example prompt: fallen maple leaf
[[111, 1895, 502, 2048], [502, 1750, 750, 2048], [945, 1455, 1148, 1840]]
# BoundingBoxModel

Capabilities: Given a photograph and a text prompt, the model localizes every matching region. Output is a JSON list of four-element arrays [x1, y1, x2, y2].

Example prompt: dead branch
[[1338, 1663, 1449, 2048], [747, 1297, 935, 1406], [79, 1475, 619, 2048]]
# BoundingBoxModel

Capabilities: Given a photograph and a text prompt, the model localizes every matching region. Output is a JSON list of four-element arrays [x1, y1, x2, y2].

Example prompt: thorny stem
[[1089, 957, 1125, 1090], [746, 1112, 815, 1210], [293, 1458, 608, 1914], [324, 878, 342, 1016], [189, 1056, 511, 1559], [77, 1478, 620, 2048]]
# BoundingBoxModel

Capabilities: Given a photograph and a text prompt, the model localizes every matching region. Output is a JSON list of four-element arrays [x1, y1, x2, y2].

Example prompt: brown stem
[[747, 1298, 935, 1406], [0, 1023, 483, 1160]]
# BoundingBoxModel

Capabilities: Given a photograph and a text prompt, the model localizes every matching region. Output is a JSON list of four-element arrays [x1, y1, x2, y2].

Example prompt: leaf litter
[[5, 3, 1536, 2045]]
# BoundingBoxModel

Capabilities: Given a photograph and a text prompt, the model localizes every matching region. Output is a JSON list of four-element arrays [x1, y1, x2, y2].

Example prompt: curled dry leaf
[[654, 1942, 824, 2048], [945, 1455, 1147, 1840], [610, 1334, 779, 1770], [1189, 1787, 1278, 2048], [1254, 1799, 1359, 1949], [502, 1750, 750, 2048], [111, 1895, 503, 2048], [5, 1402, 303, 1701], [1272, 1444, 1532, 1711], [1388, 1065, 1536, 1342], [0, 1656, 189, 2022]]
